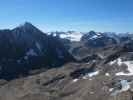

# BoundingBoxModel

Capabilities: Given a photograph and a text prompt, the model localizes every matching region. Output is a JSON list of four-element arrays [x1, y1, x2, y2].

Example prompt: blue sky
[[0, 0, 133, 32]]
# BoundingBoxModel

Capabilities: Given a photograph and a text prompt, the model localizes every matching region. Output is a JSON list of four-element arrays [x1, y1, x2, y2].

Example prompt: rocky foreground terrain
[[0, 22, 133, 100]]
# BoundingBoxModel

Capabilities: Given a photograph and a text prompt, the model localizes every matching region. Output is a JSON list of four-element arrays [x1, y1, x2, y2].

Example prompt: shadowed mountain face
[[0, 22, 75, 80]]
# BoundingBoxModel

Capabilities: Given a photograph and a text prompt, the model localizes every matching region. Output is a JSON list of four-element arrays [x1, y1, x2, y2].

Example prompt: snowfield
[[60, 32, 83, 41], [116, 59, 133, 76], [111, 80, 132, 96], [109, 58, 133, 76]]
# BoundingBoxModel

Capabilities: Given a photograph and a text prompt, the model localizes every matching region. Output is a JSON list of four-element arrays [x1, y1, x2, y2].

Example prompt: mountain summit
[[14, 22, 42, 33]]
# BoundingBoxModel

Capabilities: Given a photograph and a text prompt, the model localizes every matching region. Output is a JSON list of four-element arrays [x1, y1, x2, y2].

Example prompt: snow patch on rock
[[109, 58, 133, 76], [72, 79, 79, 83], [90, 35, 98, 40], [26, 49, 37, 56], [60, 32, 83, 41], [117, 58, 123, 66], [82, 71, 99, 79], [109, 58, 123, 66], [109, 60, 117, 65], [105, 73, 110, 76], [72, 71, 100, 83], [116, 61, 133, 76], [109, 88, 114, 92], [111, 80, 131, 96]]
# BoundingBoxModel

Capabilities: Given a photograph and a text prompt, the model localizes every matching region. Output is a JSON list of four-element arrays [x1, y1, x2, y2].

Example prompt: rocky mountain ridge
[[0, 22, 133, 100]]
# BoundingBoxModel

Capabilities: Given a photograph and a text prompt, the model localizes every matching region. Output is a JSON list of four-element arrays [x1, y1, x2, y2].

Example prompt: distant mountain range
[[50, 30, 133, 45], [0, 22, 133, 80], [0, 22, 133, 100]]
